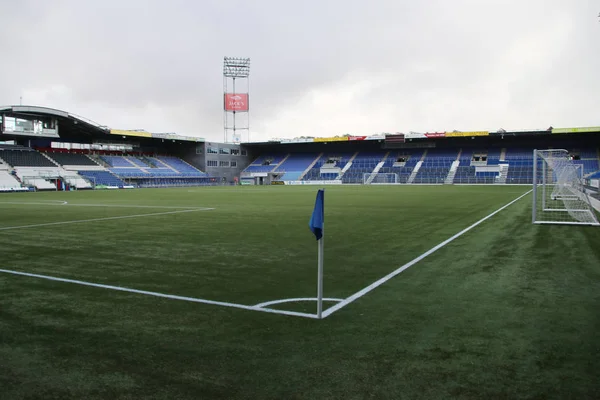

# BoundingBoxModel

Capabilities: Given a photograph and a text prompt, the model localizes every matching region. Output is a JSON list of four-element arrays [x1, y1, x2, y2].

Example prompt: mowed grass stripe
[[0, 186, 530, 308], [1, 186, 600, 399]]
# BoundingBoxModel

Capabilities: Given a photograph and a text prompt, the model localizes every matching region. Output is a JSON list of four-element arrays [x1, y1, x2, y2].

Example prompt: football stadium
[[2, 2, 600, 398], [1, 103, 600, 399]]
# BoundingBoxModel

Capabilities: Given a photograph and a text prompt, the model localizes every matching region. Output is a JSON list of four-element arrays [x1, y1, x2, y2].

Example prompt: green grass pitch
[[1, 185, 599, 399]]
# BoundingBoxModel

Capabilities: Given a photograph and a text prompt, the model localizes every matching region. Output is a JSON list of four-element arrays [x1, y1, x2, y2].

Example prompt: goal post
[[532, 149, 600, 226], [363, 172, 399, 185]]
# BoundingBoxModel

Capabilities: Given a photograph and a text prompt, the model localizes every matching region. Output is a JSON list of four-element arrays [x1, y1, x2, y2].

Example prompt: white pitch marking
[[187, 189, 267, 193], [0, 201, 210, 210], [321, 189, 533, 318], [0, 269, 319, 319], [254, 297, 344, 308], [0, 200, 69, 206], [0, 208, 214, 231]]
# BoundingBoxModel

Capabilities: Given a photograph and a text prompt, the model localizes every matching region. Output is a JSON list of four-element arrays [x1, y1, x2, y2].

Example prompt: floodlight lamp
[[223, 56, 251, 78]]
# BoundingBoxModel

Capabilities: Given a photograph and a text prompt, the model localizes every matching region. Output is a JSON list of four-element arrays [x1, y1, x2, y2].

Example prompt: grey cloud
[[1, 0, 599, 141]]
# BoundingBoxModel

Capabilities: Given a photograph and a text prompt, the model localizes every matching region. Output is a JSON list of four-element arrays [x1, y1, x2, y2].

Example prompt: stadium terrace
[[0, 105, 599, 193]]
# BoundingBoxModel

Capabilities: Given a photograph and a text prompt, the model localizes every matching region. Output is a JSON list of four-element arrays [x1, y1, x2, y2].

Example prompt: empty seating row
[[45, 152, 99, 166], [100, 155, 143, 168], [0, 149, 56, 167], [454, 166, 498, 184], [78, 170, 126, 187], [109, 168, 204, 178], [156, 156, 207, 176], [301, 154, 354, 181], [0, 171, 25, 191], [271, 154, 318, 180], [249, 154, 287, 166], [135, 177, 219, 188]]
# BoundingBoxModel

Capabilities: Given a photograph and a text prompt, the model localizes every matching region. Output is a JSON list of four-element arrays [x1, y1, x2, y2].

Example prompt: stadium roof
[[0, 105, 205, 143]]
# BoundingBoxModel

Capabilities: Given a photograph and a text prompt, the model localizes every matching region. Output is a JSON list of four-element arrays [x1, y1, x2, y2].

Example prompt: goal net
[[363, 173, 399, 185], [532, 149, 599, 226]]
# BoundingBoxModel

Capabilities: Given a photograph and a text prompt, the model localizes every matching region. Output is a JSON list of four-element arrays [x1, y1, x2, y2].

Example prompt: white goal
[[532, 149, 599, 226], [363, 172, 399, 185]]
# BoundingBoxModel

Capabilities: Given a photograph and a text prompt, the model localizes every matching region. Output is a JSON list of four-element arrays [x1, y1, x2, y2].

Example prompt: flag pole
[[317, 189, 324, 319]]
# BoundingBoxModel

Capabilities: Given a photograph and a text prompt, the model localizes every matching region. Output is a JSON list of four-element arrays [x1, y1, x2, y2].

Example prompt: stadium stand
[[155, 156, 207, 176], [342, 152, 386, 183], [92, 154, 207, 180], [588, 171, 600, 179], [505, 148, 534, 184], [570, 149, 600, 176], [61, 171, 93, 189], [302, 153, 353, 181], [0, 148, 57, 167], [135, 177, 219, 188], [44, 152, 99, 166], [12, 167, 59, 190], [245, 154, 287, 173], [271, 154, 319, 181], [412, 149, 457, 184], [100, 155, 142, 168], [452, 149, 501, 184], [77, 170, 126, 188], [239, 146, 599, 185], [0, 170, 25, 192], [379, 150, 424, 183]]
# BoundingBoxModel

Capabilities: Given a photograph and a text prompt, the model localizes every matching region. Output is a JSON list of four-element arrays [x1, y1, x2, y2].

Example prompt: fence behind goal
[[532, 149, 600, 226]]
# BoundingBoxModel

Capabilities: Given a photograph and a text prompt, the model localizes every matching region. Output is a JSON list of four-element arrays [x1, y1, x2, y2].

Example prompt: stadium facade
[[0, 104, 599, 193]]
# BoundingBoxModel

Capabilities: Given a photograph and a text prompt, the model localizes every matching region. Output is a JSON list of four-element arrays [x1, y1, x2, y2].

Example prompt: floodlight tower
[[223, 57, 250, 143]]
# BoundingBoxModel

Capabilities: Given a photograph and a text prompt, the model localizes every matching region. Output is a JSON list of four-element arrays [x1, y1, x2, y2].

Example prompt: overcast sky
[[1, 0, 599, 142]]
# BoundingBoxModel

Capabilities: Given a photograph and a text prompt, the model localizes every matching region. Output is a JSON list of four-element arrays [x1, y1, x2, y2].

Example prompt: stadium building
[[1, 104, 599, 195]]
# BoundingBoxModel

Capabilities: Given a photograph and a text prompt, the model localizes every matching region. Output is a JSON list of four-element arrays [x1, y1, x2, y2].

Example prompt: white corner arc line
[[0, 208, 214, 231], [321, 189, 532, 319], [254, 297, 344, 308], [0, 269, 319, 319]]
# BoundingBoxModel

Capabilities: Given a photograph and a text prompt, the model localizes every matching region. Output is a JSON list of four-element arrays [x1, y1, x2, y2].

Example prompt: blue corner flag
[[309, 189, 324, 241]]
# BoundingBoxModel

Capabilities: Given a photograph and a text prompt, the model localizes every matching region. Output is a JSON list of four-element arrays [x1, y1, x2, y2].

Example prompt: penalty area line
[[321, 189, 533, 319], [0, 269, 319, 319], [0, 208, 214, 231]]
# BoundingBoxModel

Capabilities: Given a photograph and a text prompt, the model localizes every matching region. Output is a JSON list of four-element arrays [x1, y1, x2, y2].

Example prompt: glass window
[[219, 161, 230, 167], [207, 147, 218, 154], [241, 149, 247, 156], [207, 160, 218, 167], [231, 148, 240, 156], [219, 147, 230, 155], [230, 161, 237, 167]]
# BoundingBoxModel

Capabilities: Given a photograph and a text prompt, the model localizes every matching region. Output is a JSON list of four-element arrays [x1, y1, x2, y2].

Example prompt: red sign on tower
[[224, 93, 249, 111]]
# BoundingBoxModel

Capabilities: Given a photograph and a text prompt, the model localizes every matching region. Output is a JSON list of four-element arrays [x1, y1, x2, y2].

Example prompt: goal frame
[[532, 149, 600, 226], [363, 172, 399, 185]]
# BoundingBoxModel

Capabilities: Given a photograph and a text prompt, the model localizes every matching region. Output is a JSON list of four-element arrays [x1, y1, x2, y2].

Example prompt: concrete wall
[[200, 142, 253, 183]]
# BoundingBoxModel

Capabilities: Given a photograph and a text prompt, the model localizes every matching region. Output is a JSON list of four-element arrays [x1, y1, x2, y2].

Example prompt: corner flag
[[309, 189, 325, 318], [309, 189, 324, 240]]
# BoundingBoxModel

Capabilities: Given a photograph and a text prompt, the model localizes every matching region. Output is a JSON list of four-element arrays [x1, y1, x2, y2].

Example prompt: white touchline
[[0, 208, 214, 231], [0, 269, 319, 319], [0, 201, 212, 210], [321, 189, 533, 318]]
